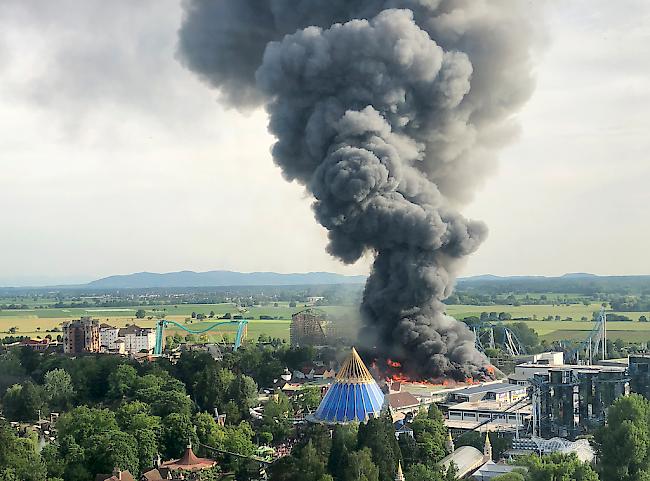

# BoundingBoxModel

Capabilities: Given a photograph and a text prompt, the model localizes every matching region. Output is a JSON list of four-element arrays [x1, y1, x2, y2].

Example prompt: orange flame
[[386, 359, 402, 368], [376, 357, 489, 387]]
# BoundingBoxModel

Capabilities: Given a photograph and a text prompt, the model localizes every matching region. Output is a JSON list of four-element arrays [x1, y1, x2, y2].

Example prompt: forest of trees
[[0, 340, 647, 481], [0, 343, 326, 480]]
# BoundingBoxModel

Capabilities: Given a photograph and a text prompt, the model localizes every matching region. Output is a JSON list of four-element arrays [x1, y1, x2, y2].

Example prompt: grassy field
[[444, 303, 650, 342], [444, 303, 607, 321], [1, 301, 649, 344], [0, 302, 348, 342]]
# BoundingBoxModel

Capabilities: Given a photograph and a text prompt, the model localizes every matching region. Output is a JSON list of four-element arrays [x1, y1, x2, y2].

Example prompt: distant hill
[[457, 273, 650, 295], [86, 270, 366, 289]]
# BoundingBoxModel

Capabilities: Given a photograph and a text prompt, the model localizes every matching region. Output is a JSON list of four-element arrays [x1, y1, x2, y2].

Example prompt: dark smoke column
[[178, 1, 540, 379]]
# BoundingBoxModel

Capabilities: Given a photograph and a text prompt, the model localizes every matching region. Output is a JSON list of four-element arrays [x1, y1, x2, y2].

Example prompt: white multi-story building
[[99, 323, 121, 351], [119, 325, 156, 354]]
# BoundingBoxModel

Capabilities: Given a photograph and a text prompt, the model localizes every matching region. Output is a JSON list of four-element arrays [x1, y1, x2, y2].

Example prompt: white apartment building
[[99, 324, 121, 351], [119, 325, 156, 354]]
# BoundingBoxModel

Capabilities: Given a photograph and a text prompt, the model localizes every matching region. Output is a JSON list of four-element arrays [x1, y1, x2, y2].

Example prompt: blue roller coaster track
[[153, 319, 248, 355]]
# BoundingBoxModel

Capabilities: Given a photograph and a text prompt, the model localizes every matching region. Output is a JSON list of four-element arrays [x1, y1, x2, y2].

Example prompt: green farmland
[[1, 301, 650, 344], [0, 302, 355, 342], [444, 303, 650, 342]]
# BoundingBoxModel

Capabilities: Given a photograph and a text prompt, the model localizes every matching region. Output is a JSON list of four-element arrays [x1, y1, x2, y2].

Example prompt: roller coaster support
[[153, 318, 248, 355]]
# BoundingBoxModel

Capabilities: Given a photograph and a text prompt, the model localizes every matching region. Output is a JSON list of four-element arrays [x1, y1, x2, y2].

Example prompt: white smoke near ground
[[178, 0, 541, 379]]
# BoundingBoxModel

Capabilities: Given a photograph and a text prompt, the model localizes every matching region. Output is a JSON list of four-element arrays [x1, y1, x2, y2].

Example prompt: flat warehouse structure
[[445, 399, 532, 435], [450, 383, 527, 404], [443, 382, 531, 435]]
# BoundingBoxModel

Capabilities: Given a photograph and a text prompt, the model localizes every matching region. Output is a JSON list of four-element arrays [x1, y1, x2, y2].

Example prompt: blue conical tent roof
[[313, 347, 384, 423]]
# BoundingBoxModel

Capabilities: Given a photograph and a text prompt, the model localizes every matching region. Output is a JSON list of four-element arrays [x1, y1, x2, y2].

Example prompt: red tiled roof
[[20, 338, 49, 345], [160, 445, 217, 471]]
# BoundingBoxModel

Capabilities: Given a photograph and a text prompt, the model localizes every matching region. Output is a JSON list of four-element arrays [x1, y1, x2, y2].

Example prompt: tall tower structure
[[445, 431, 455, 454], [395, 461, 405, 481], [483, 433, 492, 461]]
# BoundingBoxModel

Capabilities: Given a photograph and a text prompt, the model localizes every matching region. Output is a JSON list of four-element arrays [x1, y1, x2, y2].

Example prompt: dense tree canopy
[[43, 368, 75, 411], [515, 453, 599, 481], [597, 394, 650, 481], [0, 422, 48, 481], [408, 405, 449, 467]]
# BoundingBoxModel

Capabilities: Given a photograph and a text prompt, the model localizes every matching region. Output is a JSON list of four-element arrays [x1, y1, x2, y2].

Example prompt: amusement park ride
[[153, 318, 249, 355], [473, 306, 608, 365], [566, 306, 607, 365], [473, 322, 527, 357]]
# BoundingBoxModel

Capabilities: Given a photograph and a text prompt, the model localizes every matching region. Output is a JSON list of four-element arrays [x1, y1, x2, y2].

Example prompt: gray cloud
[[0, 0, 216, 136], [178, 1, 540, 379]]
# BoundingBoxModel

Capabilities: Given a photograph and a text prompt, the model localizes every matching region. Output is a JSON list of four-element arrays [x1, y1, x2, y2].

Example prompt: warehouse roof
[[454, 383, 523, 396]]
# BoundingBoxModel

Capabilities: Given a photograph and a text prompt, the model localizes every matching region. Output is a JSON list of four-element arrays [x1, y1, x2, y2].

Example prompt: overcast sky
[[1, 1, 649, 286]]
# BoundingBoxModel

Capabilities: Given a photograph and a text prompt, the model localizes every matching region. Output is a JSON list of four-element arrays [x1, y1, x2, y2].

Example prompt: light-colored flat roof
[[400, 379, 504, 397], [516, 363, 626, 373], [448, 401, 532, 414], [445, 420, 523, 432], [454, 383, 525, 396]]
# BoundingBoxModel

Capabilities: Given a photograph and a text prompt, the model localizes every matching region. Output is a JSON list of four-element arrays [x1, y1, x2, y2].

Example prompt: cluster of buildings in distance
[[62, 317, 156, 355]]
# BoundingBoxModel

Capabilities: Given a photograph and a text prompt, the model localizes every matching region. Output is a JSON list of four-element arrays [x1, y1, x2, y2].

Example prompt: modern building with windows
[[62, 317, 100, 354], [444, 383, 531, 435], [99, 323, 120, 351], [119, 324, 156, 354]]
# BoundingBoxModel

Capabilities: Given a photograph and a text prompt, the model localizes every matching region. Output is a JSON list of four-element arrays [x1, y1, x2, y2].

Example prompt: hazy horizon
[[2, 269, 649, 289], [1, 0, 649, 286]]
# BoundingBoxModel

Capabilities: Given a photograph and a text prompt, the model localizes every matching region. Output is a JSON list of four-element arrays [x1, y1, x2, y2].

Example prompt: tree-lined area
[[0, 340, 642, 481], [0, 344, 320, 480]]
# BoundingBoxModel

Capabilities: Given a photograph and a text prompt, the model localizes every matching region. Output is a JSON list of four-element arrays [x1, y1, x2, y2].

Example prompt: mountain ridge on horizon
[[85, 269, 367, 289], [3, 270, 650, 289]]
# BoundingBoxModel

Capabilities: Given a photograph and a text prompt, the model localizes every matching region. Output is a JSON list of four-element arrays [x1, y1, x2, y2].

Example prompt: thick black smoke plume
[[178, 1, 539, 379]]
